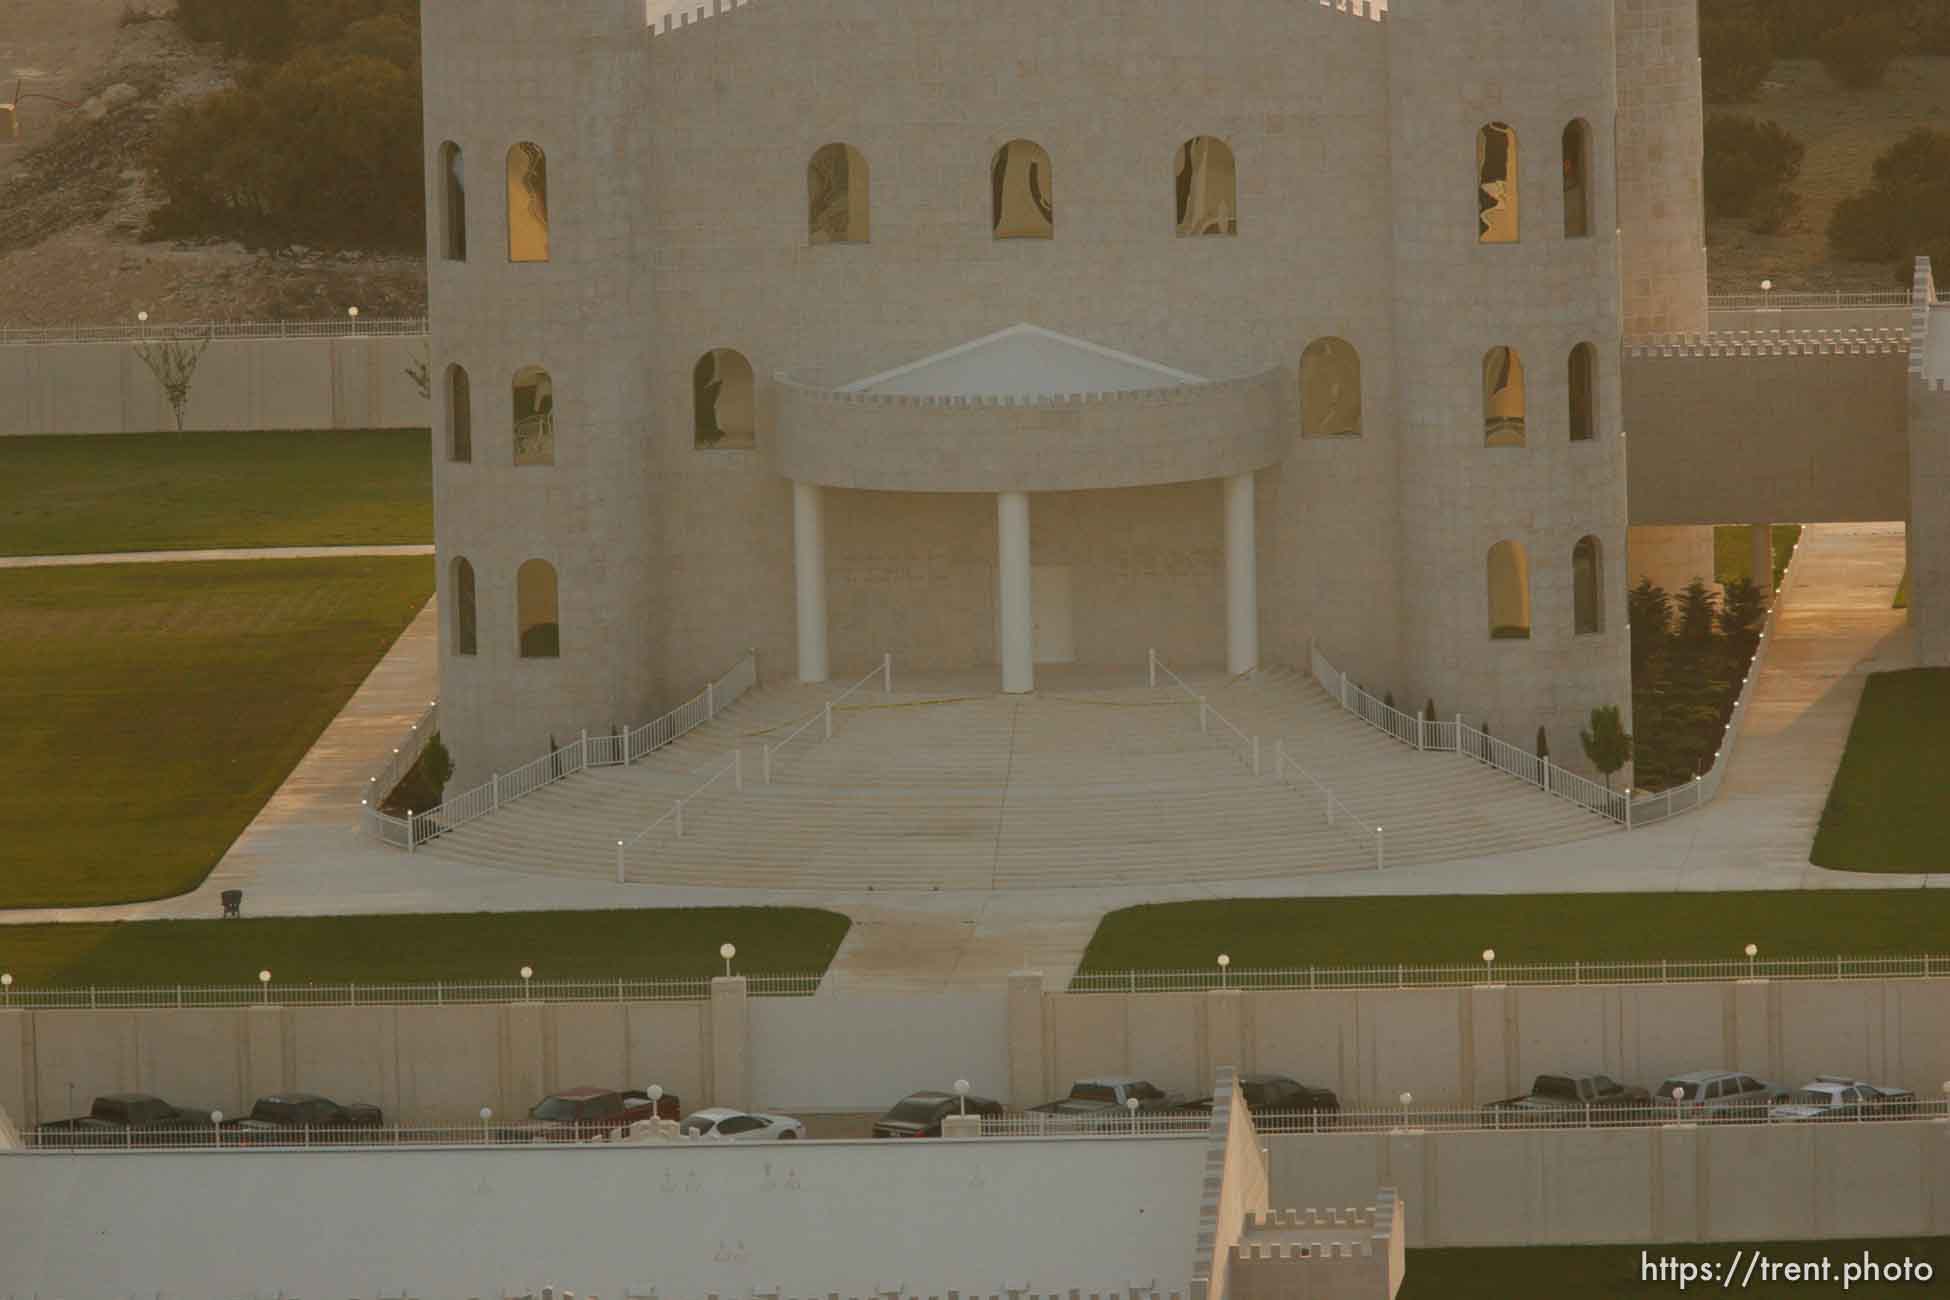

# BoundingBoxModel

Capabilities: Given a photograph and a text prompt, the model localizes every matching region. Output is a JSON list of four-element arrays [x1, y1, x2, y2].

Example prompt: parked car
[[504, 1087, 682, 1142], [679, 1107, 804, 1141], [33, 1093, 215, 1148], [1769, 1076, 1917, 1123], [1484, 1072, 1650, 1125], [1029, 1077, 1188, 1121], [224, 1093, 384, 1144], [1654, 1071, 1788, 1121], [1184, 1074, 1340, 1129], [872, 1090, 1006, 1138]]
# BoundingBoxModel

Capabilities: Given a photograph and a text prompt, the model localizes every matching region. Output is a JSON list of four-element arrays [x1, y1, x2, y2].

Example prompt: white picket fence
[[362, 652, 758, 850]]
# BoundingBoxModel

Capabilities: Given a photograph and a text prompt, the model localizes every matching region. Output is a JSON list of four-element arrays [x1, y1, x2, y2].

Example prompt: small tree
[[1628, 578, 1672, 676], [1703, 115, 1805, 219], [1718, 577, 1767, 650], [1423, 699, 1437, 725], [1828, 129, 1950, 273], [1676, 579, 1720, 646], [132, 329, 213, 432], [1384, 691, 1396, 711], [1535, 726, 1550, 761], [1581, 706, 1633, 790]]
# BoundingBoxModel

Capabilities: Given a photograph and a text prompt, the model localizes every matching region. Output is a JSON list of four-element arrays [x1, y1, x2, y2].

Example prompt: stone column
[[1224, 473, 1260, 676], [1749, 523, 1774, 601], [1006, 970, 1048, 1107], [998, 491, 1034, 694], [709, 976, 751, 1111], [793, 481, 829, 683]]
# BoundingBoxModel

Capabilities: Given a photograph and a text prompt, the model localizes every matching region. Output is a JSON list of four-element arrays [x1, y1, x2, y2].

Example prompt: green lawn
[[1812, 670, 1950, 872], [0, 908, 850, 987], [1078, 893, 1950, 972], [0, 557, 433, 907], [1713, 523, 1801, 592], [1402, 1238, 1950, 1298], [0, 429, 431, 555]]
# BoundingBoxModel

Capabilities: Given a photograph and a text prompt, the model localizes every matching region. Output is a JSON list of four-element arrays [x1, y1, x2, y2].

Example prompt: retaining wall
[[0, 335, 429, 434]]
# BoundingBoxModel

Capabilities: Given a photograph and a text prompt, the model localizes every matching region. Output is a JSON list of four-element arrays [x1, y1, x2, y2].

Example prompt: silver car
[[1769, 1076, 1916, 1122], [1655, 1070, 1788, 1121], [680, 1107, 805, 1142]]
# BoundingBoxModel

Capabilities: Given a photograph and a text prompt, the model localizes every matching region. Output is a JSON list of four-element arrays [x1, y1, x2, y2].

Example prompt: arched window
[[446, 364, 472, 463], [809, 143, 870, 245], [1478, 123, 1519, 243], [991, 139, 1053, 239], [439, 142, 467, 261], [1299, 337, 1362, 438], [1573, 535, 1604, 636], [1562, 119, 1591, 239], [1567, 342, 1597, 442], [451, 557, 478, 656], [1175, 136, 1237, 237], [506, 142, 549, 263], [512, 366, 554, 466], [1484, 347, 1527, 446], [694, 349, 755, 449], [516, 560, 560, 659], [1488, 541, 1532, 640]]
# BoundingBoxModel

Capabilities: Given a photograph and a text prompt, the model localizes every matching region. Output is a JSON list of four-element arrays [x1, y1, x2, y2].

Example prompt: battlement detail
[[647, 0, 1383, 39], [1625, 328, 1911, 359], [1228, 1190, 1404, 1300]]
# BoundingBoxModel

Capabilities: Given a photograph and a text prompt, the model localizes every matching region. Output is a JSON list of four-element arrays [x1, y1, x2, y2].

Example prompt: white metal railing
[[1066, 953, 1950, 993], [1706, 291, 1916, 310], [1629, 536, 1800, 828], [360, 699, 440, 813], [363, 651, 757, 850], [613, 751, 743, 882], [1147, 649, 1261, 775], [980, 1112, 1211, 1138], [1270, 738, 1380, 868], [761, 655, 891, 784], [0, 317, 429, 346], [0, 972, 827, 1010]]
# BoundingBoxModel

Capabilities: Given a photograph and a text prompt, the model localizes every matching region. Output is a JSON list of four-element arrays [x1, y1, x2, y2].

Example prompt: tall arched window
[[1488, 541, 1532, 640], [1562, 119, 1592, 239], [809, 143, 870, 245], [1478, 123, 1519, 243], [694, 349, 755, 449], [507, 142, 550, 263], [1573, 535, 1604, 636], [516, 560, 560, 659], [1567, 343, 1597, 442], [1176, 136, 1238, 237], [439, 141, 467, 262], [446, 364, 472, 463], [452, 557, 478, 657], [1300, 337, 1362, 438], [1484, 346, 1527, 447], [512, 366, 554, 466], [992, 139, 1053, 239]]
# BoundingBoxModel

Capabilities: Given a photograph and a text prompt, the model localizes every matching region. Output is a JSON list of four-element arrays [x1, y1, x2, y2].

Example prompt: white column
[[1749, 523, 1774, 602], [998, 491, 1034, 694], [1224, 472, 1259, 676], [793, 481, 829, 683]]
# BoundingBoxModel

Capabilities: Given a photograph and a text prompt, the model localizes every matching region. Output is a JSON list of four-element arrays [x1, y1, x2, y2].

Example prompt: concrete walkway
[[0, 545, 434, 568], [1, 524, 1936, 992]]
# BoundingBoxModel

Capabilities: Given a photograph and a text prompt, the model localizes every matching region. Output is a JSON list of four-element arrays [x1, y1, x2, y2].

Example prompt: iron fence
[[0, 318, 429, 345], [0, 972, 824, 1011]]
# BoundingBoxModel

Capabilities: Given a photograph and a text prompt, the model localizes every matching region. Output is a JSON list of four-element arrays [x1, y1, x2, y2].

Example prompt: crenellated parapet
[[646, 0, 1384, 40], [1625, 328, 1911, 358], [1228, 1190, 1405, 1300]]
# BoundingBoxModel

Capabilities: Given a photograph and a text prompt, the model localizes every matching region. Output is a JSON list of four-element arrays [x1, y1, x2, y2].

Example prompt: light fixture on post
[[1481, 948, 1496, 983], [520, 964, 534, 1000], [1125, 1095, 1140, 1133], [720, 943, 737, 978], [1744, 942, 1758, 980], [648, 1084, 665, 1124], [1397, 1091, 1412, 1130], [954, 1078, 971, 1117], [0, 972, 11, 1004], [211, 1109, 224, 1147], [480, 1106, 493, 1143], [258, 969, 272, 1004], [1217, 953, 1231, 990]]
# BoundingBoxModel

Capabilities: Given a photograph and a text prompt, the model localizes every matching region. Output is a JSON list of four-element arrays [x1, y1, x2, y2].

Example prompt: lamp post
[[1760, 278, 1773, 307], [955, 1078, 971, 1118], [1744, 943, 1758, 980], [211, 1110, 224, 1148], [1, 972, 11, 1005], [258, 969, 271, 1004], [1481, 948, 1496, 984], [1941, 1081, 1950, 1119], [1217, 953, 1230, 990], [1397, 1091, 1412, 1129], [480, 1107, 493, 1144], [520, 964, 534, 1000], [648, 1084, 665, 1125], [720, 943, 737, 978], [1125, 1095, 1140, 1134]]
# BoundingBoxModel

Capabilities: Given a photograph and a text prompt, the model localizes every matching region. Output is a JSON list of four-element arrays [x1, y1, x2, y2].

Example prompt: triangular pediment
[[840, 324, 1206, 398]]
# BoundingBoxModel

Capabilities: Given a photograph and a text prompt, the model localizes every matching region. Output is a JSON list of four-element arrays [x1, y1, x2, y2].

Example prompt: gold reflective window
[[694, 348, 756, 450], [452, 557, 478, 657], [1488, 541, 1532, 640], [809, 143, 870, 245], [1176, 136, 1237, 237], [447, 364, 472, 463], [440, 142, 467, 262], [1300, 337, 1362, 438], [1484, 346, 1527, 447], [512, 366, 554, 467], [1573, 535, 1604, 636], [516, 559, 560, 659], [1478, 123, 1518, 244], [1568, 343, 1597, 442], [991, 139, 1053, 240], [1562, 119, 1591, 239], [507, 142, 550, 263]]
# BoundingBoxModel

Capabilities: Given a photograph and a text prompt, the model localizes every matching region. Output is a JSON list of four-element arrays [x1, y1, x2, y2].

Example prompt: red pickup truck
[[502, 1087, 682, 1142]]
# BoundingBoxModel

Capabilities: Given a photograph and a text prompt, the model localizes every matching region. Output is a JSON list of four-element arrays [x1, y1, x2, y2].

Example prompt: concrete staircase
[[421, 667, 1619, 890]]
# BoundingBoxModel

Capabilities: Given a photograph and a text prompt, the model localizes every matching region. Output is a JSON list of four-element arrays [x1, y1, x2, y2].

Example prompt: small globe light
[[137, 311, 149, 323], [648, 1084, 663, 1102], [480, 1107, 493, 1122], [955, 1079, 970, 1095], [720, 943, 737, 961], [1744, 943, 1758, 959], [1398, 1092, 1413, 1107], [520, 965, 534, 980], [0, 973, 11, 988], [258, 970, 271, 984], [348, 306, 360, 318], [211, 1110, 224, 1124], [1760, 279, 1773, 292], [1482, 949, 1496, 964]]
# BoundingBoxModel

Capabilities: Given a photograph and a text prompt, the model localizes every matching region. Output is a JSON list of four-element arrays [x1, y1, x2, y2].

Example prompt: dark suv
[[872, 1090, 1005, 1138], [1185, 1074, 1340, 1130], [224, 1093, 383, 1145]]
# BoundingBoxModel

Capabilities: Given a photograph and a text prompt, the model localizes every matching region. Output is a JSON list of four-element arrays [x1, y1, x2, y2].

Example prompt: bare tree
[[132, 329, 213, 432]]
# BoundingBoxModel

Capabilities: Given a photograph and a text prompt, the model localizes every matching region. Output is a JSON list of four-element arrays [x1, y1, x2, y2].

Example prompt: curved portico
[[772, 325, 1288, 691]]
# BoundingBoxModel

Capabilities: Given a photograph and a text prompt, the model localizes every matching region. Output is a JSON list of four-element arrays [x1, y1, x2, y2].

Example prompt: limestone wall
[[1615, 0, 1707, 337], [0, 336, 427, 435], [1912, 380, 1950, 665]]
